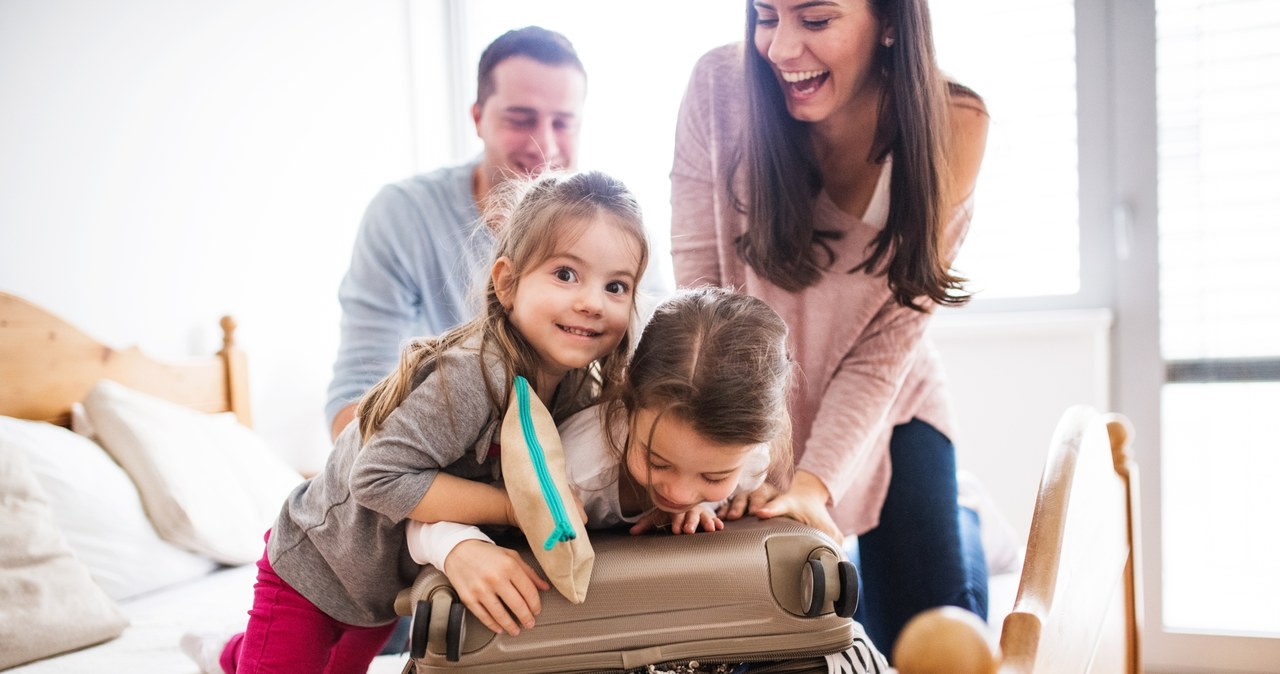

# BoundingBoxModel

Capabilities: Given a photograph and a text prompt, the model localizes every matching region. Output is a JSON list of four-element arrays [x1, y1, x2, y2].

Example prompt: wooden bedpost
[[897, 407, 1139, 674], [1105, 414, 1143, 674], [219, 315, 253, 428]]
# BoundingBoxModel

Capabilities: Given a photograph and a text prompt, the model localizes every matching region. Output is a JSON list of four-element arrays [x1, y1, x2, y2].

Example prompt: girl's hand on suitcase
[[670, 504, 724, 534], [629, 504, 723, 535], [443, 540, 550, 636], [750, 471, 844, 544]]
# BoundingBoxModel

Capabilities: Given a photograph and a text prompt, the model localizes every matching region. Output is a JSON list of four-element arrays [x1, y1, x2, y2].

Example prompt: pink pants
[[221, 534, 397, 674]]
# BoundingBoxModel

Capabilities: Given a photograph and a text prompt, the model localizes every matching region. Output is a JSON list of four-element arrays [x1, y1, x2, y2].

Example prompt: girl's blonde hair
[[357, 170, 649, 443], [607, 286, 795, 483]]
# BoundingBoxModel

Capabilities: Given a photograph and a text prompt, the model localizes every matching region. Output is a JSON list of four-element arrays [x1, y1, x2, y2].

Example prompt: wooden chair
[[895, 405, 1142, 674]]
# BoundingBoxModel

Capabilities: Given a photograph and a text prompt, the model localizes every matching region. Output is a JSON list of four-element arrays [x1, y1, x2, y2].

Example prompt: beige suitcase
[[394, 517, 861, 674]]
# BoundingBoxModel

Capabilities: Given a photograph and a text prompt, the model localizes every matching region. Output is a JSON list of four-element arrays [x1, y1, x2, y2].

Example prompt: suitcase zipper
[[573, 635, 856, 674], [623, 655, 830, 674]]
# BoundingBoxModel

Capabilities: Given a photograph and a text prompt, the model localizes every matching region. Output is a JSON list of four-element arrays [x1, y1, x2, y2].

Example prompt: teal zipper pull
[[513, 376, 577, 550]]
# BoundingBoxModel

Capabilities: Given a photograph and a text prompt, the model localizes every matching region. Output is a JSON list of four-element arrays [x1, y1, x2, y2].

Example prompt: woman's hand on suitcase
[[716, 482, 777, 521], [749, 471, 845, 544], [442, 540, 550, 636]]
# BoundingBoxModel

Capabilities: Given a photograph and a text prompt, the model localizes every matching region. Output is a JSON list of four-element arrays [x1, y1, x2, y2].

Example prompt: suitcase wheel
[[445, 600, 466, 662], [801, 558, 826, 617], [834, 560, 859, 619], [410, 599, 431, 660]]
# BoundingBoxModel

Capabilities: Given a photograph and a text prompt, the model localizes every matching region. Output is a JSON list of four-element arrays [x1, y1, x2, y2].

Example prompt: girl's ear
[[492, 256, 516, 309]]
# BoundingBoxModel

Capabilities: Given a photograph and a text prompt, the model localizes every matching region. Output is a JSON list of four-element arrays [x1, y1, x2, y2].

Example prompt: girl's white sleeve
[[559, 405, 631, 529], [406, 520, 494, 570]]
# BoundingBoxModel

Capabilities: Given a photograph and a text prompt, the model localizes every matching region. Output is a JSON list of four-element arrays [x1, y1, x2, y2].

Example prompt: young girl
[[182, 170, 649, 674], [408, 286, 793, 633], [410, 287, 892, 673]]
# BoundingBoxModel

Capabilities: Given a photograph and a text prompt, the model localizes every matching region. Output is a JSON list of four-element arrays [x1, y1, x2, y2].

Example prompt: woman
[[670, 0, 990, 657]]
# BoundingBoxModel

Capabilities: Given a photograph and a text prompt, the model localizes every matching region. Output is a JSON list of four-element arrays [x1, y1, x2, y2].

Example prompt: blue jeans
[[850, 418, 988, 660]]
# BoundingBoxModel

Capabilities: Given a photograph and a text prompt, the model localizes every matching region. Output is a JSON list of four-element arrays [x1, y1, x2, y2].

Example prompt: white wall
[[0, 0, 442, 472], [930, 309, 1113, 541]]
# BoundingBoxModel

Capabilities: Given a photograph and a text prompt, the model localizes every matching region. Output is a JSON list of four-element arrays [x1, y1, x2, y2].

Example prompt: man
[[326, 26, 588, 441]]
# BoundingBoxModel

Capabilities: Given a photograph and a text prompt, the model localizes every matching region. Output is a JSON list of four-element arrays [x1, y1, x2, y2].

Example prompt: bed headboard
[[0, 292, 252, 428]]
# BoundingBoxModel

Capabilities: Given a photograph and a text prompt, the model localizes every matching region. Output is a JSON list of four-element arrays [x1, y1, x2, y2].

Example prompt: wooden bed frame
[[895, 405, 1143, 674], [0, 291, 252, 428]]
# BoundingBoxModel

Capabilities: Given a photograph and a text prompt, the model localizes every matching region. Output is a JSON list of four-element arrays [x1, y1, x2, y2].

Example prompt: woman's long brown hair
[[734, 0, 984, 310]]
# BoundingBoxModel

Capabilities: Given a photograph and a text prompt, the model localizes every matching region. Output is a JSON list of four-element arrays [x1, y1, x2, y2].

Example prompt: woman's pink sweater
[[670, 44, 972, 535]]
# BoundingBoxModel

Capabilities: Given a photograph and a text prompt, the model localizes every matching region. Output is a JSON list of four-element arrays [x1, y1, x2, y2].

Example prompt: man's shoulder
[[360, 160, 481, 239], [387, 160, 476, 203]]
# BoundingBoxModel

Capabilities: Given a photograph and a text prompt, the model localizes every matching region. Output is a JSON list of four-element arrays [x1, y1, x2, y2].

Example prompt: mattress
[[8, 563, 407, 673]]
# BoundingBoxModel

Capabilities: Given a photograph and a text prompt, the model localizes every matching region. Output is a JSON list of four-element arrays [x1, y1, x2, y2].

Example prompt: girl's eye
[[648, 461, 672, 472], [755, 17, 778, 28], [605, 280, 630, 295], [803, 18, 831, 30], [703, 475, 730, 485], [554, 267, 577, 283]]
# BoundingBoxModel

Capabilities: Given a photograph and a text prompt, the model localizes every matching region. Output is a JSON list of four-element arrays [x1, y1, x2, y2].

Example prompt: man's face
[[473, 56, 587, 193]]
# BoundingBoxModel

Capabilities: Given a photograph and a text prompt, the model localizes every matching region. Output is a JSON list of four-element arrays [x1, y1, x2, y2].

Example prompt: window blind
[[1157, 0, 1280, 362]]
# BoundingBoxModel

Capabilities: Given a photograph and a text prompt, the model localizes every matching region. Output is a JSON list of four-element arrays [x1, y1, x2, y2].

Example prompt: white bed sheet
[[8, 564, 407, 674]]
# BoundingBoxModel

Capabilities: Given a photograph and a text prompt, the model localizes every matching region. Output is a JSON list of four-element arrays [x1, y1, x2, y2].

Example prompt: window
[[933, 1, 1081, 299], [1156, 0, 1280, 637]]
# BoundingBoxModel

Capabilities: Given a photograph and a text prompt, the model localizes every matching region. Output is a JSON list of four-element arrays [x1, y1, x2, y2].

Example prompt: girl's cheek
[[625, 452, 648, 488], [703, 480, 739, 503]]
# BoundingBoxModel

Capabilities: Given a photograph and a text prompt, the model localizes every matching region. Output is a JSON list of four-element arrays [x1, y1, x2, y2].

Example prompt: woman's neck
[[809, 83, 887, 217]]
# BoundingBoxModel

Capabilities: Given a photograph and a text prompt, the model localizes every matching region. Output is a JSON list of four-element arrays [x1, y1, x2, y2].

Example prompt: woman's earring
[[882, 35, 895, 47]]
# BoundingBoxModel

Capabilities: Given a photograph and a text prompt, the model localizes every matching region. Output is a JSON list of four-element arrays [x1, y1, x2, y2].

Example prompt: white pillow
[[0, 440, 128, 669], [81, 380, 304, 565], [0, 416, 218, 601]]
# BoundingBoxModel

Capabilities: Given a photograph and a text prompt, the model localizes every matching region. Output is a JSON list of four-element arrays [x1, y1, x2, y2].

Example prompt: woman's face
[[625, 407, 756, 515], [752, 0, 886, 124]]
